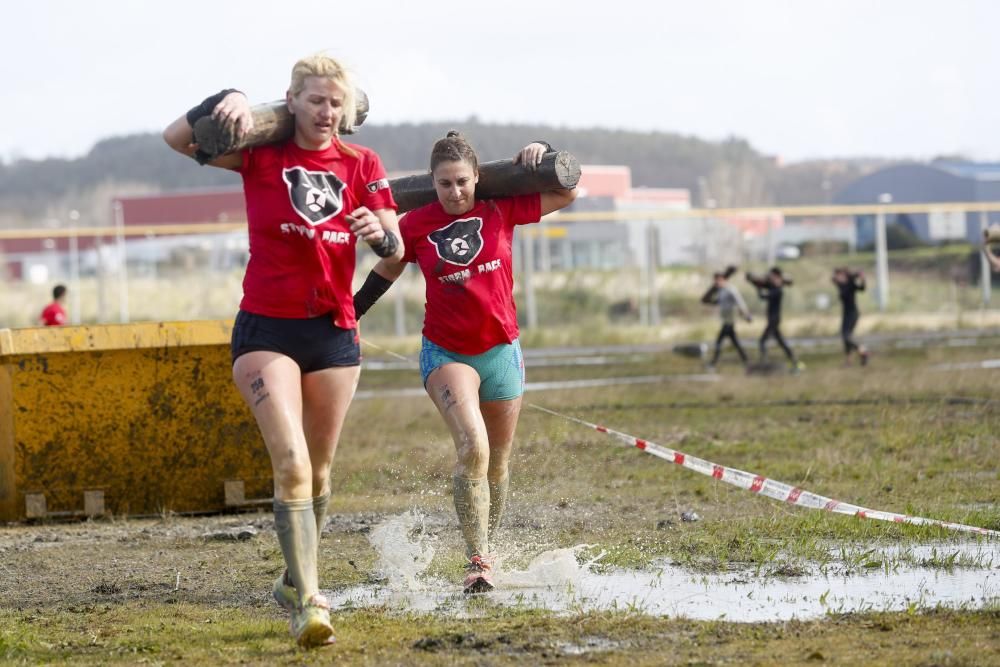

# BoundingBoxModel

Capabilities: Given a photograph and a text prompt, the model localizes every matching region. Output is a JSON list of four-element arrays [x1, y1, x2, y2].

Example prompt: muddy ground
[[2, 343, 998, 664]]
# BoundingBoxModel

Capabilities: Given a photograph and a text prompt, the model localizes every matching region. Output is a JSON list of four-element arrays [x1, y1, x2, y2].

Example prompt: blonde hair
[[289, 53, 357, 131]]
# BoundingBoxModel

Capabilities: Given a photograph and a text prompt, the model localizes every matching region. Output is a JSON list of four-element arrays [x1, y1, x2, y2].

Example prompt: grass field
[[1, 336, 998, 664]]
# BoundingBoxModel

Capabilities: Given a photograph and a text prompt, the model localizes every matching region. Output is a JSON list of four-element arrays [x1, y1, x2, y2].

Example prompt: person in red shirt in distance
[[40, 284, 68, 326], [353, 131, 576, 593], [163, 53, 403, 649]]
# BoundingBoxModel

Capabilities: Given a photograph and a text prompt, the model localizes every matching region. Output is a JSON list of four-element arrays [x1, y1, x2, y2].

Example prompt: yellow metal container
[[0, 321, 270, 521]]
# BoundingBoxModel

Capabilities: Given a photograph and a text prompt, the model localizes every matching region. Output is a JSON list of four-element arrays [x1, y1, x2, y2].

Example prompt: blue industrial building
[[834, 161, 1000, 248]]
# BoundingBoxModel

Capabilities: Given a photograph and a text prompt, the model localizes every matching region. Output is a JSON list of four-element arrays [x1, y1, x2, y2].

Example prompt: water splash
[[495, 545, 602, 588], [367, 510, 436, 589], [327, 513, 1000, 621]]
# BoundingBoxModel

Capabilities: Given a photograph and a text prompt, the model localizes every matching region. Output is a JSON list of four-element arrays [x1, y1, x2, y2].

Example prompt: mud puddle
[[326, 513, 999, 621]]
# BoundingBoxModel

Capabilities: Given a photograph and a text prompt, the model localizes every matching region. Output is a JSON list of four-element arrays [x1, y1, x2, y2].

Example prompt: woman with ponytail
[[353, 131, 576, 593]]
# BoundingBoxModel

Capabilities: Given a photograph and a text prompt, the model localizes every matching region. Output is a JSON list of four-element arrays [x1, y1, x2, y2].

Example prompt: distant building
[[834, 161, 1000, 247], [5, 169, 700, 282], [112, 188, 249, 271], [539, 165, 703, 269], [0, 187, 248, 283], [0, 234, 99, 283], [554, 166, 835, 267]]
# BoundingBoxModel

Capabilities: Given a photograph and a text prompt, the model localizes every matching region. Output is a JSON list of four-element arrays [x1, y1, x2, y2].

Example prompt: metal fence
[[2, 203, 998, 335]]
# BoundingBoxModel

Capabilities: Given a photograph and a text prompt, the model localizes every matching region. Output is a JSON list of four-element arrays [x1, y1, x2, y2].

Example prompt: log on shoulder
[[390, 151, 581, 214], [193, 89, 370, 160]]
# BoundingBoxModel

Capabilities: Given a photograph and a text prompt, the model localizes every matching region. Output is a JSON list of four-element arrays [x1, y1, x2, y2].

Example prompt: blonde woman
[[164, 54, 403, 648]]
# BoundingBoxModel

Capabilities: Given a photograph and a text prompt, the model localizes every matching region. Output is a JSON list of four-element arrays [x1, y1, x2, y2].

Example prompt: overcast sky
[[3, 0, 998, 164]]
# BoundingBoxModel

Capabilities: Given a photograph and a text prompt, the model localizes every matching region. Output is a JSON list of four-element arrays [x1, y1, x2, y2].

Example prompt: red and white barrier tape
[[359, 339, 996, 537], [528, 403, 999, 538]]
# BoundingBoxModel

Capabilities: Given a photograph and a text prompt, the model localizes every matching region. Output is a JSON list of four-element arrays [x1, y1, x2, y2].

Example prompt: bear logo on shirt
[[283, 167, 347, 226], [429, 217, 484, 266]]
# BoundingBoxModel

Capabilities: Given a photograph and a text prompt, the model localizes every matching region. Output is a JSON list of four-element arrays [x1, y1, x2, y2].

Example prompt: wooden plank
[[193, 89, 369, 160], [392, 151, 582, 214]]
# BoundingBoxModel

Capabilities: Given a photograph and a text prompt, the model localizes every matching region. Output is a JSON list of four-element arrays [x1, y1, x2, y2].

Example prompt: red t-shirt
[[400, 194, 542, 354], [237, 139, 396, 328], [40, 302, 67, 326]]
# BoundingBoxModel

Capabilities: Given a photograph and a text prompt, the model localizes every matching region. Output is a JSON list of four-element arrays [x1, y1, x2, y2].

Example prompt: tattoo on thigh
[[439, 384, 457, 412], [248, 372, 270, 407]]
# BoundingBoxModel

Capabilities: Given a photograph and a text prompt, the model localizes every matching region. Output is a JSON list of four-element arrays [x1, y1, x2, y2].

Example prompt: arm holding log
[[163, 90, 252, 169], [355, 140, 582, 318], [390, 148, 581, 214], [513, 142, 578, 214], [191, 91, 370, 162]]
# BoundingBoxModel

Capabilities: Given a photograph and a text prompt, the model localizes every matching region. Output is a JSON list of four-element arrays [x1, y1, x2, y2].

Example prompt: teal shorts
[[419, 337, 525, 401]]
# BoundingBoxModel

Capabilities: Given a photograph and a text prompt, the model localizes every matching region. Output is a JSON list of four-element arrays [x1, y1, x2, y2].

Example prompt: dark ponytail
[[430, 130, 479, 173]]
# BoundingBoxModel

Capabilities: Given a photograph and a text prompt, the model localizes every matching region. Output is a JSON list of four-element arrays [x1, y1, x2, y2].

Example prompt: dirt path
[[0, 512, 383, 611]]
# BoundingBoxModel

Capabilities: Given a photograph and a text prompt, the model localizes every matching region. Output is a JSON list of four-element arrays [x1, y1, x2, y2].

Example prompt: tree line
[[0, 120, 892, 224]]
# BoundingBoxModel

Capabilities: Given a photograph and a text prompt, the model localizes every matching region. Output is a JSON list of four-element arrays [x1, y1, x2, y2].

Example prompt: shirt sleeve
[[399, 212, 417, 264], [498, 193, 542, 227], [236, 146, 256, 175], [360, 150, 397, 212]]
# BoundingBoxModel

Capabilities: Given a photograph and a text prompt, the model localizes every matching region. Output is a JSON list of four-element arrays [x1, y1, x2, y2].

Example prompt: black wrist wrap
[[353, 270, 394, 318], [371, 230, 399, 258]]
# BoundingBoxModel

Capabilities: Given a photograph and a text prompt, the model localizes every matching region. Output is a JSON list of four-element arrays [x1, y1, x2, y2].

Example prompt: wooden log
[[390, 151, 582, 214], [192, 89, 370, 160]]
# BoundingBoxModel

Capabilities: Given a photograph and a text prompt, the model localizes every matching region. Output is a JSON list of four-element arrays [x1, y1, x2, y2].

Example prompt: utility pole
[[875, 193, 892, 311]]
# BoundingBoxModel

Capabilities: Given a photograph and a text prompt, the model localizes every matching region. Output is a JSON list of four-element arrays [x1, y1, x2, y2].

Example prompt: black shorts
[[231, 310, 361, 373]]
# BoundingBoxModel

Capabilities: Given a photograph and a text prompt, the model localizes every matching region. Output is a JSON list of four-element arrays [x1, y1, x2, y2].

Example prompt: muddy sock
[[453, 474, 490, 559], [312, 492, 331, 538], [488, 473, 510, 544], [273, 498, 319, 605]]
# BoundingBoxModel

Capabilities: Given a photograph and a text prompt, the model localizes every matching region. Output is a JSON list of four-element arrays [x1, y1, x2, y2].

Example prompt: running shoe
[[272, 570, 297, 611], [791, 360, 806, 373], [860, 350, 870, 366], [290, 593, 335, 648], [463, 554, 495, 594]]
